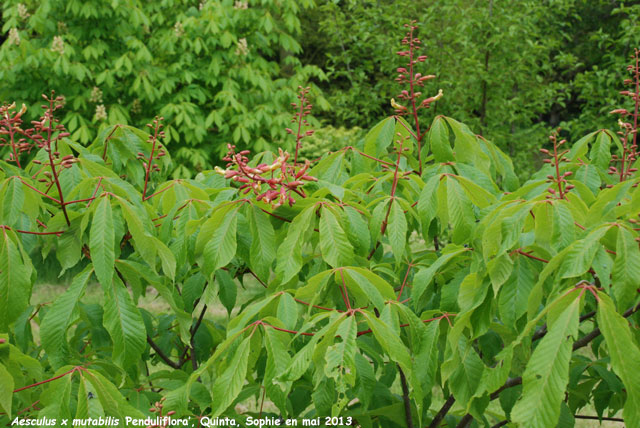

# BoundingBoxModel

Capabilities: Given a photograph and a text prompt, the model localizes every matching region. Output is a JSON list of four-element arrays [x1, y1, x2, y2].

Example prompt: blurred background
[[2, 0, 639, 179]]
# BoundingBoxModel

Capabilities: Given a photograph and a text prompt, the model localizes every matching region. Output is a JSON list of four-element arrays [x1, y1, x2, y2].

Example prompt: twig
[[399, 366, 414, 428], [146, 336, 181, 369]]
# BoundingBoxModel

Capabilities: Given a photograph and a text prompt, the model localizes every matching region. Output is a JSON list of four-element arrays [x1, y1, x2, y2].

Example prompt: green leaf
[[325, 315, 357, 382], [211, 336, 251, 417], [589, 131, 612, 169], [248, 204, 276, 281], [344, 205, 371, 254], [0, 234, 31, 331], [511, 297, 580, 427], [498, 256, 535, 326], [453, 175, 496, 208], [102, 276, 146, 369], [597, 293, 640, 425], [0, 363, 13, 417], [487, 252, 514, 295], [276, 206, 315, 282], [429, 116, 454, 162], [388, 201, 407, 264], [1, 177, 24, 227], [412, 247, 469, 309], [362, 312, 412, 372], [40, 266, 93, 369], [417, 175, 440, 227], [340, 267, 395, 311], [154, 237, 176, 280], [84, 369, 144, 418], [447, 177, 474, 244], [319, 206, 354, 268], [363, 117, 395, 157], [612, 227, 640, 310], [560, 226, 608, 278], [197, 203, 238, 277], [446, 338, 485, 407], [277, 293, 298, 331], [90, 197, 115, 288], [216, 269, 237, 315]]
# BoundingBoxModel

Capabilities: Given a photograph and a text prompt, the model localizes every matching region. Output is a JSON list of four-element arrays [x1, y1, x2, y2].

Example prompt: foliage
[[302, 0, 640, 179], [1, 23, 640, 428], [0, 0, 327, 177]]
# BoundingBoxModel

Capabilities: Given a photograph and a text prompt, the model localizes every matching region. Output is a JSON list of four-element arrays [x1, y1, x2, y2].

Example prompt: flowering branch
[[285, 86, 314, 165], [215, 145, 316, 209], [610, 48, 640, 181], [139, 117, 167, 201], [394, 21, 442, 174], [541, 129, 573, 199]]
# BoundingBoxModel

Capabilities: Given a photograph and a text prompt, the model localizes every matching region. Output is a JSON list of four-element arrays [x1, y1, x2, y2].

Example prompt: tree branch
[[398, 366, 414, 428], [146, 336, 181, 369], [428, 395, 455, 428]]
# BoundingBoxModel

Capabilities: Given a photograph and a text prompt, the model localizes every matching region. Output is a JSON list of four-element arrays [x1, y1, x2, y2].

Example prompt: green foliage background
[[2, 1, 640, 178]]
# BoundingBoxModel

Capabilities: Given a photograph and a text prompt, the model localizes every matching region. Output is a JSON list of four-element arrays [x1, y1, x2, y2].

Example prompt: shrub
[[0, 22, 639, 428]]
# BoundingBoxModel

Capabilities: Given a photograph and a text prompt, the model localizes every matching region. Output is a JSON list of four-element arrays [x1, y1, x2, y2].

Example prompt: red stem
[[18, 177, 61, 204], [294, 297, 343, 312], [407, 26, 423, 174], [13, 367, 81, 393], [514, 249, 549, 263], [44, 97, 70, 225], [625, 49, 640, 179], [552, 138, 565, 199], [293, 91, 306, 166], [143, 182, 174, 201], [380, 141, 404, 236], [338, 269, 352, 310], [6, 227, 65, 236], [6, 125, 21, 168], [142, 121, 160, 201], [397, 263, 413, 301], [101, 125, 120, 161]]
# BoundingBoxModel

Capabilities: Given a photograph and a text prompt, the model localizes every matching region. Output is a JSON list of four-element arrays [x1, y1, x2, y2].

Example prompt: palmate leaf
[[597, 294, 640, 425], [89, 196, 115, 288], [319, 205, 354, 268], [102, 276, 146, 369], [40, 266, 93, 369], [511, 296, 580, 427]]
